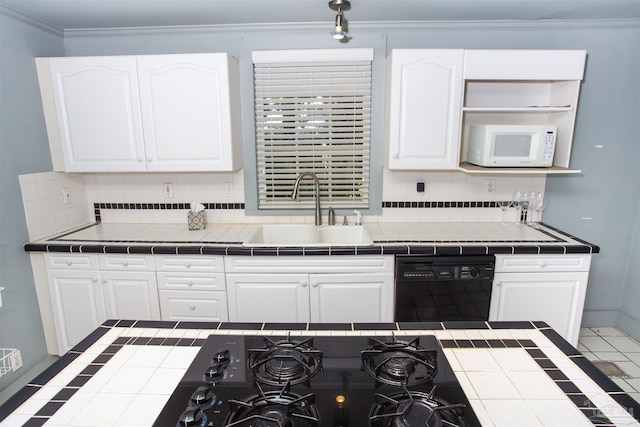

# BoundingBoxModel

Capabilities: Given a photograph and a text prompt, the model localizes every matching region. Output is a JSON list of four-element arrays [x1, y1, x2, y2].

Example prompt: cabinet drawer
[[157, 272, 226, 291], [155, 255, 224, 272], [225, 255, 394, 274], [99, 254, 155, 271], [45, 253, 98, 270], [158, 290, 228, 321], [495, 254, 591, 273]]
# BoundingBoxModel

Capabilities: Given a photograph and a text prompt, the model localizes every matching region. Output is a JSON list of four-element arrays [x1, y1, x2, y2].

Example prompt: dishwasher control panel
[[397, 256, 495, 281]]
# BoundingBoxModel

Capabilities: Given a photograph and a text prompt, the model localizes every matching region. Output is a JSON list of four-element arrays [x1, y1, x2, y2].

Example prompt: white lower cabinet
[[45, 254, 106, 355], [225, 274, 310, 323], [489, 254, 591, 346], [156, 255, 228, 322], [101, 271, 160, 320], [225, 256, 394, 323], [46, 253, 161, 355], [310, 273, 394, 323]]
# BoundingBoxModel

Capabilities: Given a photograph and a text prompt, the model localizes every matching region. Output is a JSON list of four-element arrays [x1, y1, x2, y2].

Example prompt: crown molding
[[0, 5, 64, 36], [63, 18, 639, 39]]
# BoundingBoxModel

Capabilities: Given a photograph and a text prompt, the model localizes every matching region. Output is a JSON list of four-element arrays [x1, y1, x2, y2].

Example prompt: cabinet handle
[[186, 263, 192, 268], [122, 261, 129, 267], [102, 279, 107, 284], [66, 260, 73, 266], [187, 282, 194, 287], [189, 305, 196, 311], [93, 277, 98, 283], [540, 262, 547, 268], [495, 282, 501, 287], [393, 153, 399, 159], [137, 157, 143, 162], [147, 158, 152, 162], [312, 282, 318, 288], [301, 282, 308, 288]]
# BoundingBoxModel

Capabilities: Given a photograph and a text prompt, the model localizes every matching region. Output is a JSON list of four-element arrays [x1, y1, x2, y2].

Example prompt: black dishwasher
[[395, 255, 495, 322]]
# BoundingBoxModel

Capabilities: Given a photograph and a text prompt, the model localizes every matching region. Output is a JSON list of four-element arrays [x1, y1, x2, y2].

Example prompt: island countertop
[[0, 321, 636, 426], [24, 222, 599, 256]]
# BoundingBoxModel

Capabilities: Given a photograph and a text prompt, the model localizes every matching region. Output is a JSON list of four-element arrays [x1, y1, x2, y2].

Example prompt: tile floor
[[578, 327, 640, 403]]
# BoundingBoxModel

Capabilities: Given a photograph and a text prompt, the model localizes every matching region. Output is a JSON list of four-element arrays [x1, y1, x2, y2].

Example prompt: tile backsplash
[[19, 169, 546, 241], [19, 172, 93, 241]]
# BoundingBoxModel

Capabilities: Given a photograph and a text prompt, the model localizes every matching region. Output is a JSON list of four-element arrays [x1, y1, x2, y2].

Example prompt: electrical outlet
[[485, 179, 496, 196], [9, 350, 23, 372], [163, 182, 174, 198], [224, 182, 233, 198], [62, 187, 71, 204]]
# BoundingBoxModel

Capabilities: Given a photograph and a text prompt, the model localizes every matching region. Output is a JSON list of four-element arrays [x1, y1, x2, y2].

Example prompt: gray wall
[[0, 10, 65, 393], [0, 14, 638, 395]]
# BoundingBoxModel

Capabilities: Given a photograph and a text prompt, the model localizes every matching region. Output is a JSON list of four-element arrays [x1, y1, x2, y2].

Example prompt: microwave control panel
[[543, 131, 556, 160]]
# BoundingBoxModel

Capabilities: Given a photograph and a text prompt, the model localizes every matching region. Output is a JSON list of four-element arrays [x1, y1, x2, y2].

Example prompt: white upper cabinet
[[42, 56, 146, 172], [386, 50, 464, 170], [37, 53, 242, 172], [385, 49, 586, 173], [460, 50, 586, 174], [136, 54, 242, 171]]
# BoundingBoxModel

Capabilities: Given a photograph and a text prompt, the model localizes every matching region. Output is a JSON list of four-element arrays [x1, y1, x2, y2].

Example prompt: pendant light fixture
[[329, 0, 351, 41]]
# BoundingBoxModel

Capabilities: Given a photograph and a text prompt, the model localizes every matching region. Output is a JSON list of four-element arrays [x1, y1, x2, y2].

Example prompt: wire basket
[[0, 348, 18, 377]]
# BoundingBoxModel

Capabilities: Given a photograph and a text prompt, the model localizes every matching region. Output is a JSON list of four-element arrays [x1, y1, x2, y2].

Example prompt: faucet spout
[[291, 172, 322, 226]]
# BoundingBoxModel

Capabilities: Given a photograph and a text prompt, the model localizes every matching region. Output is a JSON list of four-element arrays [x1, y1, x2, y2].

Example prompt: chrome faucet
[[291, 172, 322, 226]]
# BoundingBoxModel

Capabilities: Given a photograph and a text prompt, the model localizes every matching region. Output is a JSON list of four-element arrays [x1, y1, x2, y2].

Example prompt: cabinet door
[[101, 271, 160, 320], [47, 56, 146, 172], [387, 50, 464, 170], [137, 53, 239, 171], [489, 272, 589, 346], [309, 273, 394, 323], [226, 274, 309, 323], [47, 270, 106, 355]]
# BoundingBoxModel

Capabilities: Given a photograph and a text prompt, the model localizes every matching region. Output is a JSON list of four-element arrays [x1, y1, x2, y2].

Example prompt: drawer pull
[[93, 277, 98, 283], [187, 282, 194, 287], [312, 282, 318, 288], [122, 261, 129, 267], [186, 263, 192, 268], [301, 282, 308, 288], [189, 305, 196, 311], [66, 260, 73, 266]]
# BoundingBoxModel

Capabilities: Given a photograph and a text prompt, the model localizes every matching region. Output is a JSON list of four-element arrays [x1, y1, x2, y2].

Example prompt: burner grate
[[361, 336, 437, 387], [225, 382, 320, 427], [248, 335, 323, 386], [369, 385, 468, 427]]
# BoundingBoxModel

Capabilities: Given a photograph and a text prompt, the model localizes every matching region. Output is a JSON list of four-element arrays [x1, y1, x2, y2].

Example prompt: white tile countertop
[[25, 222, 599, 255], [0, 321, 637, 427]]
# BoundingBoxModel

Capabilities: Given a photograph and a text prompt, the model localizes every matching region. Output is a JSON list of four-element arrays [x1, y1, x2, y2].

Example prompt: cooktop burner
[[247, 336, 323, 386], [361, 336, 437, 387], [154, 334, 479, 427]]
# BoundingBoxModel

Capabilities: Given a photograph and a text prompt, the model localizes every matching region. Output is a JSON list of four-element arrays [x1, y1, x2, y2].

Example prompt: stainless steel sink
[[242, 224, 373, 247]]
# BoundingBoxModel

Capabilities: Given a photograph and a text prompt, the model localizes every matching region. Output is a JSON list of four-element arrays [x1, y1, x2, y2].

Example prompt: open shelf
[[462, 106, 574, 113], [458, 162, 581, 175]]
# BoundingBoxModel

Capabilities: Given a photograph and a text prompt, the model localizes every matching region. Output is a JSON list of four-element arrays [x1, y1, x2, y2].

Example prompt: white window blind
[[253, 49, 373, 210]]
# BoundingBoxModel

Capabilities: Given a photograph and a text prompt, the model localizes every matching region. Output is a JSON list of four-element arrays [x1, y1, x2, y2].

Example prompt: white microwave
[[464, 124, 557, 167]]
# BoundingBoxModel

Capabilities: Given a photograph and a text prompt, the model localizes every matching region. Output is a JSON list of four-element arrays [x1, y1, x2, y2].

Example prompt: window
[[252, 49, 373, 210]]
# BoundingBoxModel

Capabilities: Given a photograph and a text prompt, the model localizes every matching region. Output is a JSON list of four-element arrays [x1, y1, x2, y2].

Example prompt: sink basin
[[243, 224, 373, 247]]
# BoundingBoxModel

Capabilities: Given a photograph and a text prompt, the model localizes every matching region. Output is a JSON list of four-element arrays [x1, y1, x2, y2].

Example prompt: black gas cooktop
[[154, 334, 480, 427]]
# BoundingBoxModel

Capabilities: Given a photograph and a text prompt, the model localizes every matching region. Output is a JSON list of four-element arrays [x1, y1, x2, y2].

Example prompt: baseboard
[[616, 312, 640, 342], [581, 310, 620, 328]]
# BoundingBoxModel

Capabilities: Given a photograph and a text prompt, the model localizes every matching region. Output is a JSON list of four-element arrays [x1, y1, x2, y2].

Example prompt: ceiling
[[1, 0, 639, 31]]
